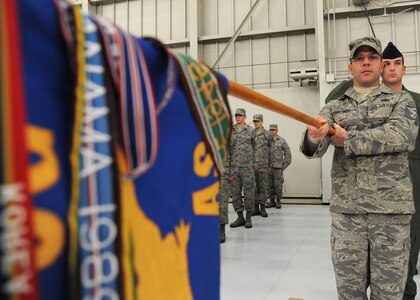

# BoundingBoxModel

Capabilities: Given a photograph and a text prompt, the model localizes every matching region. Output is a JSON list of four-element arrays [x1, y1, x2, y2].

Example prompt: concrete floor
[[220, 204, 420, 300]]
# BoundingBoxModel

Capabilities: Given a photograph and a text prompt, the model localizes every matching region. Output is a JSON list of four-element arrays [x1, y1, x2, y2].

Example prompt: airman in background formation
[[266, 124, 291, 209], [229, 108, 256, 229], [251, 114, 272, 218], [301, 36, 418, 299]]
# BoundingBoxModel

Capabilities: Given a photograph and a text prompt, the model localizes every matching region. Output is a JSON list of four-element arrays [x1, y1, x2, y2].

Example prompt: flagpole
[[227, 80, 336, 135]]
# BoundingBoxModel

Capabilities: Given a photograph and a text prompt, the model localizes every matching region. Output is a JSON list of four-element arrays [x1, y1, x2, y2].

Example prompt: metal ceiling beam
[[324, 0, 420, 18]]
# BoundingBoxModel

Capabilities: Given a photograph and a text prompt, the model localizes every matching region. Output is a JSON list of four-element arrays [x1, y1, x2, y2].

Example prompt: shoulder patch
[[405, 105, 418, 121]]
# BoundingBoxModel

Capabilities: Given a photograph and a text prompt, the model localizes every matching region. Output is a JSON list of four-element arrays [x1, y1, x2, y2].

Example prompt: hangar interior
[[71, 0, 420, 203]]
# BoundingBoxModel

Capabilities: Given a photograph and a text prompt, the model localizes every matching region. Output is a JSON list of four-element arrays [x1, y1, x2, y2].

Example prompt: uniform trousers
[[254, 168, 268, 205], [267, 168, 284, 200], [218, 171, 230, 225], [404, 159, 420, 300], [331, 212, 411, 300], [231, 166, 255, 212]]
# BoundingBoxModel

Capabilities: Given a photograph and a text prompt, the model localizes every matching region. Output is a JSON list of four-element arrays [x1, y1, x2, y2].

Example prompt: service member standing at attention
[[324, 41, 420, 300], [251, 114, 272, 217], [380, 42, 420, 300], [266, 124, 292, 209], [218, 156, 232, 243], [301, 37, 418, 299], [229, 108, 256, 229]]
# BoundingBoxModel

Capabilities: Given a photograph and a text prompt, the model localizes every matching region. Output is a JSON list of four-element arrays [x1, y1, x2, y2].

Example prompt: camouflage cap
[[234, 108, 246, 116], [349, 36, 382, 59], [269, 124, 278, 130], [253, 114, 263, 121]]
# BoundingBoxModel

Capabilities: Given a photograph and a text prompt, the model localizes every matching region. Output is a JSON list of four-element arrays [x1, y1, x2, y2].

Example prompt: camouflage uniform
[[301, 84, 419, 299], [267, 135, 291, 202], [230, 124, 255, 212], [218, 158, 231, 225], [326, 81, 420, 300], [253, 127, 272, 206], [404, 89, 420, 300]]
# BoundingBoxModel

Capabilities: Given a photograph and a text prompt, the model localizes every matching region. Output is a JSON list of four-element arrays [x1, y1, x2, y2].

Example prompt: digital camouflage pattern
[[331, 213, 411, 299], [229, 124, 255, 212], [404, 90, 420, 300], [254, 128, 272, 168], [301, 84, 418, 214], [253, 128, 272, 205], [268, 135, 292, 201], [269, 136, 292, 169], [218, 158, 231, 225], [218, 171, 230, 224], [230, 124, 255, 168]]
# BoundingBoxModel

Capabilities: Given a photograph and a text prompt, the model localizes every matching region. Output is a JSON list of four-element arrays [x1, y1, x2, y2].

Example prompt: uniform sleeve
[[282, 139, 292, 169], [268, 133, 274, 166], [344, 92, 419, 156], [300, 104, 334, 158], [250, 127, 256, 165]]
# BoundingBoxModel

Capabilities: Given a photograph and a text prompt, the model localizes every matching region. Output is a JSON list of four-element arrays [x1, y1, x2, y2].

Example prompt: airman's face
[[253, 120, 263, 129], [269, 129, 278, 136], [382, 57, 406, 86], [349, 47, 383, 87], [235, 114, 246, 124]]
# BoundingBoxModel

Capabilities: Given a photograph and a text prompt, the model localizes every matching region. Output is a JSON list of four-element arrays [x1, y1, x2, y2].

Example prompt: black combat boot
[[220, 224, 226, 243], [251, 203, 260, 216], [260, 204, 268, 217], [230, 212, 245, 228], [276, 198, 282, 209], [266, 198, 276, 208], [245, 211, 253, 228]]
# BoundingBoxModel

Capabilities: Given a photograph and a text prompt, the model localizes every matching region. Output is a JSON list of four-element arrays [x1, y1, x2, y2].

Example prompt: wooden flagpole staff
[[228, 80, 336, 135]]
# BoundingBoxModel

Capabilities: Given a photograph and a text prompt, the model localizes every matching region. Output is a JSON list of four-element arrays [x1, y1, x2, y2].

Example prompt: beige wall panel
[[327, 0, 350, 9], [219, 0, 234, 34], [128, 0, 142, 36], [268, 0, 287, 28], [100, 4, 115, 22], [236, 66, 252, 85], [202, 0, 217, 35], [305, 0, 316, 26], [203, 43, 218, 66], [171, 0, 187, 40], [306, 34, 317, 61], [395, 12, 416, 52], [233, 0, 252, 31], [286, 0, 305, 26], [235, 40, 250, 66], [252, 38, 269, 65], [217, 42, 235, 68], [250, 0, 269, 30], [252, 64, 270, 88], [287, 35, 306, 62], [270, 62, 289, 87], [270, 36, 288, 63], [142, 0, 156, 37], [115, 2, 128, 30], [156, 0, 171, 41]]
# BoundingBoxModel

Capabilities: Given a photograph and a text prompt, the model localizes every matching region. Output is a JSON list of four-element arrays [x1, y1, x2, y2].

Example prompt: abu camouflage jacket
[[301, 84, 419, 214]]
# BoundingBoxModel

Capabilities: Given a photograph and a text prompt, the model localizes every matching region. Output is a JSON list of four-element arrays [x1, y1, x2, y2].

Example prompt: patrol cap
[[349, 36, 382, 59], [253, 114, 263, 121], [235, 108, 246, 116], [269, 124, 278, 130], [382, 42, 403, 59]]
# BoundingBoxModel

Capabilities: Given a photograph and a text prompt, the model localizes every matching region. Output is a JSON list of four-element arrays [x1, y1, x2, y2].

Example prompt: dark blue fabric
[[19, 0, 73, 299], [17, 0, 228, 298]]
